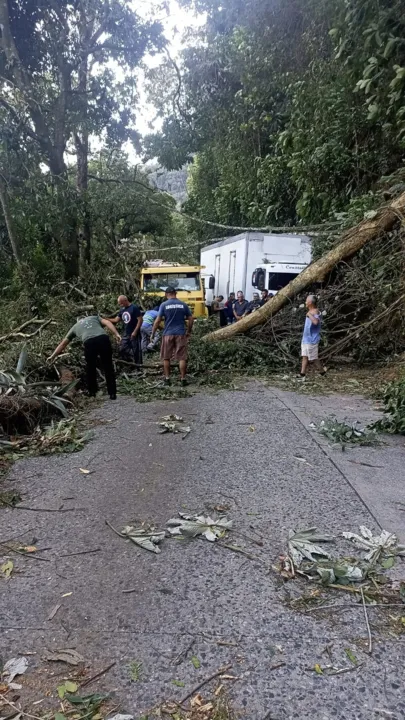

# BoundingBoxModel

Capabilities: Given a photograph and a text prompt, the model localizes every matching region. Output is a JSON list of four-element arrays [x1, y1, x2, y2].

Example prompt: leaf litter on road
[[121, 525, 165, 554], [1, 559, 14, 577], [158, 415, 191, 437], [314, 416, 381, 449], [167, 513, 233, 542], [2, 656, 29, 684], [44, 649, 84, 666], [128, 660, 143, 682], [342, 526, 405, 564]]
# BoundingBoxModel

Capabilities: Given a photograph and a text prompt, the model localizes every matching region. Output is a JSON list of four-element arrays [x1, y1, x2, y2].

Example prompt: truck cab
[[252, 261, 309, 294], [140, 261, 207, 318]]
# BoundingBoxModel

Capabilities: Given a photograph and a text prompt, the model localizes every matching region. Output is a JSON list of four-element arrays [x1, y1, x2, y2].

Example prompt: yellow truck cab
[[140, 261, 207, 318]]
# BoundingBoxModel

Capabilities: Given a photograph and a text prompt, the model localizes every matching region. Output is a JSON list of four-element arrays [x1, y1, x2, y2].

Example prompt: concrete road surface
[[1, 382, 404, 720]]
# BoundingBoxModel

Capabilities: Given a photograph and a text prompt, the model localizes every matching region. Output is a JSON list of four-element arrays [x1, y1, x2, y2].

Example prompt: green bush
[[376, 376, 405, 434]]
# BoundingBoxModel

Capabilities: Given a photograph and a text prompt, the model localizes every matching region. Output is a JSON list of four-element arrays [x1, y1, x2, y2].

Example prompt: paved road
[[1, 383, 404, 720]]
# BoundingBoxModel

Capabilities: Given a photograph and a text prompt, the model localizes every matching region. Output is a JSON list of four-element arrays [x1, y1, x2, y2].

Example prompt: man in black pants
[[48, 316, 120, 399], [110, 295, 143, 366]]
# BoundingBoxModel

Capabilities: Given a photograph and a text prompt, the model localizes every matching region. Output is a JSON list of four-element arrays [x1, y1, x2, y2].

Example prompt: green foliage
[[375, 376, 405, 434], [317, 416, 381, 449], [147, 0, 405, 235], [0, 0, 164, 277], [187, 318, 288, 380]]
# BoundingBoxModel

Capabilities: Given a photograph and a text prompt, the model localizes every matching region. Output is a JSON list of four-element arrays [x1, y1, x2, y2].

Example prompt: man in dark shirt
[[225, 292, 236, 324], [248, 292, 261, 313], [233, 291, 250, 321], [110, 295, 143, 366], [151, 287, 193, 387], [260, 289, 269, 306]]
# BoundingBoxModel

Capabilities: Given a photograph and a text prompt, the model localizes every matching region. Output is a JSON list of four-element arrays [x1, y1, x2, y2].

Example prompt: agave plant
[[0, 348, 78, 417]]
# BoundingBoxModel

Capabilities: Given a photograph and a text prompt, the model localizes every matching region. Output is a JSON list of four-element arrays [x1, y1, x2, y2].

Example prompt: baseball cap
[[165, 286, 176, 293]]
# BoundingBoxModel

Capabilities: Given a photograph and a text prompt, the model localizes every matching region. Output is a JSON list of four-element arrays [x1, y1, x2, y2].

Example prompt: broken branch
[[361, 587, 373, 654], [179, 664, 232, 705], [80, 661, 116, 688], [203, 191, 405, 342]]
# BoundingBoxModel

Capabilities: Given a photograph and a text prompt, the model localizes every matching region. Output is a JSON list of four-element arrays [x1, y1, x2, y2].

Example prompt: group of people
[[47, 288, 325, 399], [212, 289, 274, 327], [47, 286, 193, 398]]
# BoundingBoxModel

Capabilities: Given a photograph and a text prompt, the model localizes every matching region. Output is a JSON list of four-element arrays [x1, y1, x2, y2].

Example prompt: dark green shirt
[[66, 316, 106, 343]]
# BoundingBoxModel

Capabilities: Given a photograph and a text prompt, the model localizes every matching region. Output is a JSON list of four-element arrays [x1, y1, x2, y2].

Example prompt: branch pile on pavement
[[0, 350, 78, 437], [279, 525, 405, 590]]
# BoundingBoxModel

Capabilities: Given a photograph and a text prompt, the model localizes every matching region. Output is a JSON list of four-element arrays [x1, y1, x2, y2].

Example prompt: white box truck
[[200, 232, 311, 306]]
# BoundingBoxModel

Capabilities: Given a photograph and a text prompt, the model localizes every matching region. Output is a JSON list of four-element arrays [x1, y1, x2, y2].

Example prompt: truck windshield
[[143, 272, 200, 292], [268, 272, 298, 291]]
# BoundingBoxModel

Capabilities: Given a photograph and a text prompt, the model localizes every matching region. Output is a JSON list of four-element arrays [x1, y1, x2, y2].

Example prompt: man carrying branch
[[300, 295, 326, 380]]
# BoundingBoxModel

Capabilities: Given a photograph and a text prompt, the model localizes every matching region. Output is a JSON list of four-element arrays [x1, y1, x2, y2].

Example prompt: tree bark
[[203, 191, 405, 342], [75, 7, 92, 268], [0, 174, 21, 264]]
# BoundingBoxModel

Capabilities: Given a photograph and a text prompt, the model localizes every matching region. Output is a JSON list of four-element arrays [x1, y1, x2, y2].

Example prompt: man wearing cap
[[151, 287, 193, 387]]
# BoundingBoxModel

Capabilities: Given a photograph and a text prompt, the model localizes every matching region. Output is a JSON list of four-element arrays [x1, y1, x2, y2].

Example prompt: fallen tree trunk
[[203, 191, 405, 342]]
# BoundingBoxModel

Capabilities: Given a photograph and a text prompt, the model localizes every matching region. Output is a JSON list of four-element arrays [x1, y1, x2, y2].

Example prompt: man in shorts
[[300, 294, 326, 380], [151, 287, 193, 387]]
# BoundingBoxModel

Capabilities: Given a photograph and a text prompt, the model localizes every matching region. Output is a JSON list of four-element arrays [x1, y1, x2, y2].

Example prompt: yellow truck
[[140, 261, 208, 318]]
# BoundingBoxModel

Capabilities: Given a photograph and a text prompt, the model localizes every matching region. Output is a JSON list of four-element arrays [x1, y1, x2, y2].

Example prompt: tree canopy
[[0, 0, 164, 278], [145, 0, 405, 243]]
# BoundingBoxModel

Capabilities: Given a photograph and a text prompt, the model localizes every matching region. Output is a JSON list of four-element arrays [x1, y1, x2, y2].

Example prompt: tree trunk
[[0, 174, 21, 264], [203, 191, 405, 342], [75, 19, 91, 268], [76, 131, 91, 267]]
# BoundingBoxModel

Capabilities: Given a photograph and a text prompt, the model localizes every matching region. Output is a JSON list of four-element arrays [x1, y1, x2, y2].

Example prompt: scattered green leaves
[[121, 526, 165, 554], [345, 648, 358, 665], [57, 681, 78, 699], [191, 656, 201, 669], [315, 416, 381, 449], [171, 679, 185, 688], [129, 660, 143, 682], [1, 560, 14, 578], [0, 490, 21, 507], [374, 376, 405, 434], [167, 513, 233, 542]]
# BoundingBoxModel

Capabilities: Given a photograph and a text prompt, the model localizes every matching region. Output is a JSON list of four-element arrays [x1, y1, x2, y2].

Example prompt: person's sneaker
[[297, 373, 306, 381], [109, 394, 117, 400], [164, 377, 171, 387], [180, 378, 188, 388]]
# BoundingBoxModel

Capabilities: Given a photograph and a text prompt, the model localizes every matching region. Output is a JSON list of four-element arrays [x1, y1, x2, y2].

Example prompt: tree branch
[[0, 97, 42, 143]]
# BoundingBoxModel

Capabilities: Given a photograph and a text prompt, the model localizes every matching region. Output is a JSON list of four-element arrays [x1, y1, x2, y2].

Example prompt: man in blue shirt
[[233, 291, 250, 321], [110, 295, 143, 366], [151, 287, 193, 387], [300, 294, 326, 379]]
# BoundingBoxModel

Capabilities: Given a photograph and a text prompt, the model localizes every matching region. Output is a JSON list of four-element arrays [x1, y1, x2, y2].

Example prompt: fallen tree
[[203, 191, 405, 342]]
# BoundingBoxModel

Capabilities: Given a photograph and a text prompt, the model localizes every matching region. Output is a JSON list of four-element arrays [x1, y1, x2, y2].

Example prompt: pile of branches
[[0, 351, 77, 436], [255, 228, 405, 365]]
